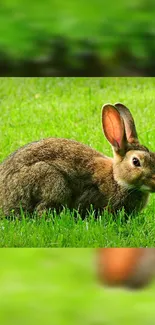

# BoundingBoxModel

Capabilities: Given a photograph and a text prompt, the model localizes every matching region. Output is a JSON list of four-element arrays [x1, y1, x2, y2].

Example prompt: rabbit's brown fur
[[0, 103, 155, 217]]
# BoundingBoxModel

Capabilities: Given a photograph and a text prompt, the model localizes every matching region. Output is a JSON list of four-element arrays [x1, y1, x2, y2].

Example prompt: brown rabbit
[[0, 103, 155, 217]]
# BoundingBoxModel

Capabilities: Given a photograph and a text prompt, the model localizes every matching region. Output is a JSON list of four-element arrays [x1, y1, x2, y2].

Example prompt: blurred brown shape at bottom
[[97, 248, 155, 290]]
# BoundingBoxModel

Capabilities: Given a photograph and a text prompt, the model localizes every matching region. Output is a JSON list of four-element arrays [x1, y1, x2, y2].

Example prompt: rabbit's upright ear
[[102, 104, 127, 155], [114, 103, 138, 143]]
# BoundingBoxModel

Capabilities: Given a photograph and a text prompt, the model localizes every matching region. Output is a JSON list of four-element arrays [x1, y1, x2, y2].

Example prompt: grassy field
[[0, 248, 155, 325], [0, 77, 155, 247]]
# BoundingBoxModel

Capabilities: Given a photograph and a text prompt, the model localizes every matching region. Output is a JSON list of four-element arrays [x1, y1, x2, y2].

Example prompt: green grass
[[1, 77, 155, 247], [0, 248, 155, 325]]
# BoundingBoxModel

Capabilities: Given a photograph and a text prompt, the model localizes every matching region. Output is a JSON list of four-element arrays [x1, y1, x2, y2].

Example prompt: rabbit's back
[[0, 138, 106, 216], [1, 138, 103, 171]]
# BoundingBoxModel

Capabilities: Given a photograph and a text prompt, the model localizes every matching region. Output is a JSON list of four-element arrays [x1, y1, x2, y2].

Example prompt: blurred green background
[[0, 0, 155, 76], [0, 248, 155, 325]]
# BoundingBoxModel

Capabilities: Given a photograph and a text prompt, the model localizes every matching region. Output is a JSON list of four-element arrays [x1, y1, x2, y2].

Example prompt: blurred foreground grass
[[0, 249, 155, 325]]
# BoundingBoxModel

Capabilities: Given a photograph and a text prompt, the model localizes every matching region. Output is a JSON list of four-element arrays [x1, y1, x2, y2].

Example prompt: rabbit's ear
[[114, 103, 138, 143], [102, 104, 127, 154]]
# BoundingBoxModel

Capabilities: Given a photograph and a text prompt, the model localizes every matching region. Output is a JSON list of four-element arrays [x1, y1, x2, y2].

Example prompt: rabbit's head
[[102, 103, 155, 193]]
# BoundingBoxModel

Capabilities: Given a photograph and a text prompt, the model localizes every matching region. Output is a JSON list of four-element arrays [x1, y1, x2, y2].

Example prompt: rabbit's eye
[[132, 157, 141, 167]]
